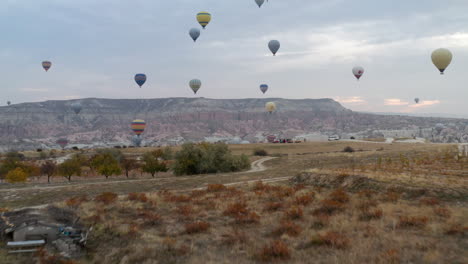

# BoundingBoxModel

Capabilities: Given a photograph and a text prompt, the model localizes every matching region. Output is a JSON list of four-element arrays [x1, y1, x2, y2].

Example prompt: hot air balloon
[[268, 40, 280, 56], [189, 28, 201, 42], [414, 98, 420, 104], [134, 74, 147, 88], [131, 119, 146, 136], [71, 102, 82, 114], [132, 135, 143, 147], [7, 101, 11, 106], [265, 102, 276, 113], [197, 12, 211, 29], [431, 48, 452, 75], [260, 84, 268, 94], [189, 79, 202, 94], [255, 0, 265, 7], [352, 66, 364, 80], [42, 61, 52, 72], [56, 138, 68, 149], [435, 123, 445, 133]]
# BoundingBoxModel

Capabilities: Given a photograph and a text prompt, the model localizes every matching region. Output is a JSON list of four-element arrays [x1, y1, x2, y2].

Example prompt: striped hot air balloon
[[42, 61, 52, 72], [189, 79, 202, 94], [197, 11, 211, 29], [134, 74, 147, 88], [131, 119, 146, 136]]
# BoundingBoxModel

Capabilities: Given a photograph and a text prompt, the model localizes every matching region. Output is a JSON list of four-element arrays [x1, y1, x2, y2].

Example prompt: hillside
[[0, 98, 467, 151]]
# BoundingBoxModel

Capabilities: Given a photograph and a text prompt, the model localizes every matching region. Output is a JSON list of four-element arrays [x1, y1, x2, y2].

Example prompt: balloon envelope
[[265, 102, 276, 113], [431, 48, 452, 74], [7, 101, 11, 106], [71, 102, 82, 114], [189, 28, 200, 42], [255, 0, 265, 7], [189, 79, 202, 94], [131, 119, 146, 135], [56, 138, 68, 149], [268, 40, 280, 56], [260, 84, 268, 94], [352, 66, 364, 80], [134, 74, 147, 87], [42, 61, 52, 72], [414, 98, 420, 104], [197, 12, 211, 29]]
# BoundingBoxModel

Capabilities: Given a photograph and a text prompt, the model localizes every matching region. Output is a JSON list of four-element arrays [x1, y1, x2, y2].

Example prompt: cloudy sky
[[1, 0, 467, 116]]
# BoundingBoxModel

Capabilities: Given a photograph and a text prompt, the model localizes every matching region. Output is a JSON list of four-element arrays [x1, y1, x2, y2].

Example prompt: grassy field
[[1, 141, 467, 263]]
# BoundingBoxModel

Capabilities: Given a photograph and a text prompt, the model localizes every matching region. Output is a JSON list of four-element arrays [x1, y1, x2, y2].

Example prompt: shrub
[[397, 216, 429, 229], [284, 206, 303, 220], [172, 143, 250, 176], [313, 199, 345, 216], [343, 146, 355, 153], [223, 202, 260, 224], [185, 221, 210, 234], [253, 148, 268, 156], [221, 229, 248, 245], [95, 192, 118, 205], [310, 231, 349, 249], [5, 167, 28, 183], [65, 196, 88, 208], [446, 224, 468, 236], [273, 221, 301, 237], [359, 208, 383, 221], [128, 193, 148, 203], [258, 240, 290, 261], [206, 184, 227, 192], [294, 193, 314, 206], [264, 202, 283, 212], [419, 197, 440, 206], [329, 189, 350, 203], [138, 211, 161, 226], [433, 207, 451, 218]]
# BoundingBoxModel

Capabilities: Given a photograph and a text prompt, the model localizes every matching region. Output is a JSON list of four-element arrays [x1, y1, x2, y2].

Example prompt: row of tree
[[0, 143, 250, 183]]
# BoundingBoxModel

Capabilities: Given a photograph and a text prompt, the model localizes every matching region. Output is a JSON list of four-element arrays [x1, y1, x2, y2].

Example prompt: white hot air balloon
[[352, 66, 364, 80], [265, 102, 276, 113]]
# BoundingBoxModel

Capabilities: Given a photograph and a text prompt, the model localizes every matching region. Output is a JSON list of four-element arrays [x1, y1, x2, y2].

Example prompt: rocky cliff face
[[0, 97, 466, 150]]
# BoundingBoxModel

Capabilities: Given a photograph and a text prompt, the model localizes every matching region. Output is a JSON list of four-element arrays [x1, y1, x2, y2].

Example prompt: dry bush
[[95, 192, 118, 205], [65, 195, 88, 208], [310, 231, 350, 249], [258, 240, 290, 262], [274, 186, 296, 199], [185, 221, 210, 234], [273, 221, 302, 237], [294, 192, 314, 206], [313, 199, 345, 216], [329, 188, 350, 203], [359, 208, 383, 221], [445, 224, 467, 236], [380, 249, 400, 264], [433, 207, 451, 218], [284, 206, 303, 220], [190, 190, 207, 198], [264, 202, 283, 212], [137, 210, 162, 226], [128, 192, 149, 203], [419, 197, 440, 206], [221, 229, 248, 245], [165, 194, 192, 203], [357, 200, 378, 211], [397, 216, 429, 229], [175, 205, 193, 218], [311, 214, 330, 229], [357, 189, 377, 199], [206, 184, 227, 192], [381, 191, 400, 203], [223, 202, 260, 224]]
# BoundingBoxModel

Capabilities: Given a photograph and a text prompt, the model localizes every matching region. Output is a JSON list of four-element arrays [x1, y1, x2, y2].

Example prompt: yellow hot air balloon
[[265, 102, 276, 114], [431, 48, 452, 75], [197, 11, 211, 29]]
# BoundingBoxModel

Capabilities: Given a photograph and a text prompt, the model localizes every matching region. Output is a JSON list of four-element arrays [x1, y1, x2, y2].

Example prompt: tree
[[91, 152, 122, 179], [6, 168, 28, 183], [121, 157, 139, 178], [58, 158, 82, 182], [41, 161, 57, 183], [0, 152, 24, 181], [142, 151, 168, 178]]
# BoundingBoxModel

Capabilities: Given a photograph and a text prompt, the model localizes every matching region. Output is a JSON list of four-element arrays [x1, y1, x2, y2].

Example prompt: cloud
[[409, 100, 441, 108], [335, 96, 366, 104], [384, 99, 409, 106], [20, 88, 49, 93]]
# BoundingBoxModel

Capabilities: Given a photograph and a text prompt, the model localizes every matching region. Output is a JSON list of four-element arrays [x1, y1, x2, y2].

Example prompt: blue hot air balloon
[[260, 84, 268, 94], [268, 40, 280, 56], [134, 74, 147, 88]]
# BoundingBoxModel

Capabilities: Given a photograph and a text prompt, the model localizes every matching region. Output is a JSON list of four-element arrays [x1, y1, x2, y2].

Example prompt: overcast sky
[[1, 0, 467, 116]]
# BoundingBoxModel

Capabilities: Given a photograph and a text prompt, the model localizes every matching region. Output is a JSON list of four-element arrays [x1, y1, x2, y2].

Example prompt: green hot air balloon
[[189, 79, 202, 94]]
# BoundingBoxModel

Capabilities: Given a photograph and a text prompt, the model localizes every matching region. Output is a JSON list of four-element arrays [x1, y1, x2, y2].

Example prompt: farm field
[[1, 141, 467, 263]]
